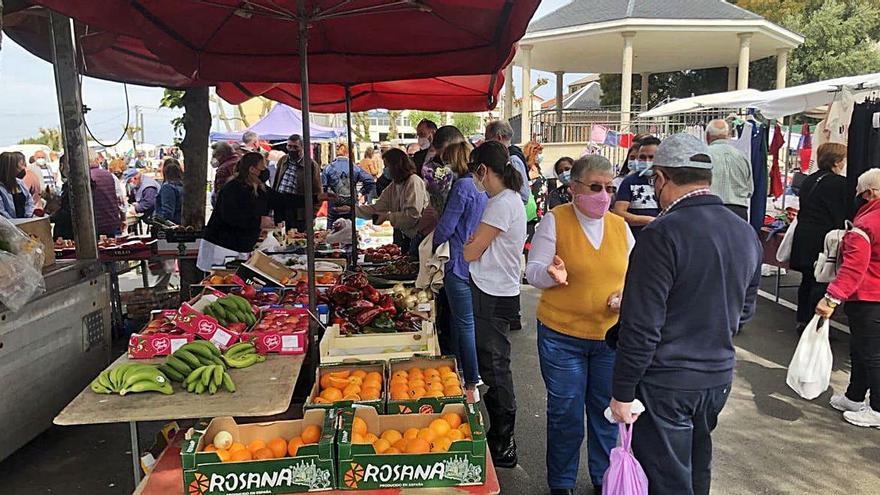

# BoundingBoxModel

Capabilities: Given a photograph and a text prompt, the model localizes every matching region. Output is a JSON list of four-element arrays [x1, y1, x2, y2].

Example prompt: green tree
[[352, 112, 371, 142], [387, 111, 401, 140], [18, 127, 62, 149], [160, 89, 185, 143], [407, 110, 441, 128], [452, 113, 481, 136]]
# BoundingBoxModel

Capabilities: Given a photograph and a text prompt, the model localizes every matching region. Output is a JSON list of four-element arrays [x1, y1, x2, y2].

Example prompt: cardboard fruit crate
[[237, 251, 300, 287], [182, 409, 336, 495], [336, 403, 486, 490], [385, 356, 466, 414], [242, 308, 309, 355], [176, 289, 258, 350], [304, 361, 386, 414], [318, 320, 439, 364], [128, 310, 194, 358]]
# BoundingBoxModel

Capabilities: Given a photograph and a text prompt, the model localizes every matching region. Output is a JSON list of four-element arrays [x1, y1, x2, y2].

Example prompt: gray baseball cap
[[653, 133, 713, 170]]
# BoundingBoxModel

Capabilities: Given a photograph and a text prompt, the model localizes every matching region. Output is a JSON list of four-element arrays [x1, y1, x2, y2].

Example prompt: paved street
[[1, 276, 879, 494]]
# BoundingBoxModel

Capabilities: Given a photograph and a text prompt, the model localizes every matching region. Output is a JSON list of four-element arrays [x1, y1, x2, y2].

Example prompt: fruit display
[[250, 310, 309, 334], [245, 288, 281, 307], [183, 364, 236, 395], [313, 367, 384, 404], [327, 272, 425, 335], [201, 293, 257, 332], [388, 365, 462, 401], [363, 259, 419, 279], [362, 244, 402, 262], [388, 284, 433, 313], [280, 281, 330, 306], [349, 413, 471, 455], [90, 364, 173, 395], [139, 314, 186, 336], [158, 341, 228, 383], [204, 273, 238, 285], [198, 425, 324, 462], [316, 271, 339, 285], [222, 342, 266, 369]]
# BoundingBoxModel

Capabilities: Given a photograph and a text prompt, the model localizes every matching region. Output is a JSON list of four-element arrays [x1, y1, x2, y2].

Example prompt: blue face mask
[[558, 170, 571, 185], [630, 160, 647, 173], [627, 159, 639, 172], [382, 167, 392, 179], [537, 155, 544, 165]]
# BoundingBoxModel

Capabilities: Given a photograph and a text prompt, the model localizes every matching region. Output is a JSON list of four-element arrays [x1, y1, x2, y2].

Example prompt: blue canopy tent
[[209, 103, 343, 142]]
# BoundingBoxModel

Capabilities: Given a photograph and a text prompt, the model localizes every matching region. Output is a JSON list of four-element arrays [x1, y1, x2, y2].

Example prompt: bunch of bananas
[[91, 364, 173, 395], [159, 341, 226, 383], [183, 364, 236, 394], [203, 294, 257, 327], [222, 342, 265, 369]]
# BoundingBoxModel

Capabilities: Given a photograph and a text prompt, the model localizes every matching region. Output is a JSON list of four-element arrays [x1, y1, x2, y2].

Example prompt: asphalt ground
[[2, 270, 879, 494]]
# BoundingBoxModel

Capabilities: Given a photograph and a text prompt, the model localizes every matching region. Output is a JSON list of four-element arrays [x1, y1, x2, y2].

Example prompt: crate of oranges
[[181, 409, 336, 495], [304, 361, 386, 413], [336, 403, 486, 490], [385, 356, 466, 414]]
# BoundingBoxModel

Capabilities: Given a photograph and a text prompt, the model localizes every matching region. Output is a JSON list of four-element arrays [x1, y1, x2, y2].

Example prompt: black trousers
[[724, 204, 748, 222], [796, 270, 827, 325], [470, 279, 519, 447], [844, 301, 880, 411], [632, 382, 731, 495]]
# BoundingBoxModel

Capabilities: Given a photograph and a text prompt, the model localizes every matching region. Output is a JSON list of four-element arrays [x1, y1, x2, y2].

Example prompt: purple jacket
[[90, 166, 122, 236], [432, 174, 487, 280]]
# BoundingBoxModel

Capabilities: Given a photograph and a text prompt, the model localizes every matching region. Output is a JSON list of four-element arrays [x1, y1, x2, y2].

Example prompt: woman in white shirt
[[463, 141, 527, 469]]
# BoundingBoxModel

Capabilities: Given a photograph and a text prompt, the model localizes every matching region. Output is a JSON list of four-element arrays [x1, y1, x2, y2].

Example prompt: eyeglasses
[[573, 179, 615, 194]]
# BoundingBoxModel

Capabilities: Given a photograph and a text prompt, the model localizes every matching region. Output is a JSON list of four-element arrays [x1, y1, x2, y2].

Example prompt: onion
[[213, 431, 233, 450]]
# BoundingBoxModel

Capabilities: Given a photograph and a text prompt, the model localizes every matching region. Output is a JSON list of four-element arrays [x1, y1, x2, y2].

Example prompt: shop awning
[[639, 89, 764, 118], [216, 72, 505, 113], [208, 104, 344, 141], [29, 0, 539, 85]]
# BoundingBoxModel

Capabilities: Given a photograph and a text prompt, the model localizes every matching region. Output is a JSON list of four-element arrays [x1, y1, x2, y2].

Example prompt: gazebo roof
[[518, 0, 803, 74], [529, 0, 761, 33]]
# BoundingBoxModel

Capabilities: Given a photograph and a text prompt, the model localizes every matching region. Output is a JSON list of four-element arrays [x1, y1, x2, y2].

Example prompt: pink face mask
[[574, 190, 611, 219]]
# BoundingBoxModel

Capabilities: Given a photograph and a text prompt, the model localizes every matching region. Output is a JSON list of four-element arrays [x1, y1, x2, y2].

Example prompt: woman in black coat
[[199, 152, 275, 271], [791, 142, 849, 331]]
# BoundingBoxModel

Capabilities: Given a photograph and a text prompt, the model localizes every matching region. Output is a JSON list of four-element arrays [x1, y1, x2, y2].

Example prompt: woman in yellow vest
[[526, 155, 635, 495]]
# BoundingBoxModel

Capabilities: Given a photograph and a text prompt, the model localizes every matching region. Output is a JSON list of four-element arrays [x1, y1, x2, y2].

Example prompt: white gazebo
[[505, 0, 804, 141]]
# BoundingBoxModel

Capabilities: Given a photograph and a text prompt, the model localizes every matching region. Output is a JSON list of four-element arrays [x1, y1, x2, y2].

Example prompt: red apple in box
[[244, 308, 309, 354]]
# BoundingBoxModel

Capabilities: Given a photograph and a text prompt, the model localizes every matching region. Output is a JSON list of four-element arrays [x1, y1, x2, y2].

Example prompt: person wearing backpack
[[791, 143, 849, 333], [816, 168, 880, 428]]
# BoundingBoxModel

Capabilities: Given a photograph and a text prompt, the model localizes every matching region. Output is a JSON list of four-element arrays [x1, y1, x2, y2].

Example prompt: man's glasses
[[573, 179, 615, 193]]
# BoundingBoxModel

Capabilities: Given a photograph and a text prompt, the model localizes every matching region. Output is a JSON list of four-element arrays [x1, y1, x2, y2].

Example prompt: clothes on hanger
[[846, 100, 880, 218], [769, 122, 785, 198], [749, 123, 769, 232]]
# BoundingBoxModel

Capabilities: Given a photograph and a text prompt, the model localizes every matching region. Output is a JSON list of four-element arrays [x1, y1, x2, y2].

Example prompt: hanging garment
[[769, 123, 785, 198], [749, 124, 769, 232], [809, 119, 829, 174], [845, 101, 880, 218], [733, 121, 754, 168], [799, 123, 812, 172]]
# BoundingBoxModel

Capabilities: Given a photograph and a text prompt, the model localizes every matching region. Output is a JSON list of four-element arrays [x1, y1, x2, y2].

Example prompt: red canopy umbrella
[[216, 72, 505, 113], [30, 0, 538, 84]]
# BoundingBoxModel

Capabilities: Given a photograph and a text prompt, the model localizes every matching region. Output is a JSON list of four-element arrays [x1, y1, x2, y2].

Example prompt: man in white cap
[[610, 133, 762, 495]]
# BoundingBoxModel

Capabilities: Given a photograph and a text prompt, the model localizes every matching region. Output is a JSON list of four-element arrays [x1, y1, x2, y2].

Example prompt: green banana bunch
[[90, 363, 173, 396], [159, 341, 224, 383], [222, 342, 266, 369], [183, 364, 235, 394], [206, 294, 257, 327]]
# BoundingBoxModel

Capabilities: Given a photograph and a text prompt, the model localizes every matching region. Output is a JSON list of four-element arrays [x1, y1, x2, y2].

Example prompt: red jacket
[[827, 199, 880, 303]]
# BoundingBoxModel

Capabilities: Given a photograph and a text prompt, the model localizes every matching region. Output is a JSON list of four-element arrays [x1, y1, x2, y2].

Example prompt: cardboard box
[[181, 409, 336, 495], [242, 308, 310, 355], [237, 251, 300, 287], [128, 310, 194, 358], [11, 216, 54, 267], [336, 403, 486, 490], [385, 356, 465, 414], [319, 320, 439, 364], [304, 361, 386, 414], [176, 290, 254, 350]]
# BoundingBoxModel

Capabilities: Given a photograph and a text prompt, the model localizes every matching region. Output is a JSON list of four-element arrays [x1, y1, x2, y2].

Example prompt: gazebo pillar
[[776, 48, 789, 89], [620, 32, 636, 129], [520, 44, 533, 144], [503, 63, 514, 120], [640, 73, 650, 109], [554, 71, 564, 141], [737, 33, 753, 90], [727, 65, 737, 91]]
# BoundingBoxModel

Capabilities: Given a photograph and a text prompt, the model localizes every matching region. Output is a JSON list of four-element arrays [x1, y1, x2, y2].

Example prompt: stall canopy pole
[[344, 86, 357, 265], [298, 1, 316, 316], [49, 12, 98, 260]]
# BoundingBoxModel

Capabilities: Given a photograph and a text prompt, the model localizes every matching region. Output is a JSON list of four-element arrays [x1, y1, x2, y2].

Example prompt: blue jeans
[[444, 273, 479, 385], [538, 322, 617, 488]]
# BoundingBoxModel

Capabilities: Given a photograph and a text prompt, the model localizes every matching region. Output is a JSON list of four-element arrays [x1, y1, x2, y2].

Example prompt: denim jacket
[[0, 179, 34, 219]]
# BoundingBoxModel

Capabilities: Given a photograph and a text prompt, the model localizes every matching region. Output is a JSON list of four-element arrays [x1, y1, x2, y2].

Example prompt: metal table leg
[[130, 421, 142, 485], [141, 260, 150, 288], [775, 266, 782, 303], [108, 262, 124, 338]]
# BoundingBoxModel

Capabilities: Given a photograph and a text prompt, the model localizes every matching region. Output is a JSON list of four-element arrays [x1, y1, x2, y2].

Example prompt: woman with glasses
[[526, 155, 635, 495]]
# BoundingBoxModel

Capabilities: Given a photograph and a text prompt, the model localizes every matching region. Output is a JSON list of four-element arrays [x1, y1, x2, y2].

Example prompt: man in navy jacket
[[610, 134, 761, 495]]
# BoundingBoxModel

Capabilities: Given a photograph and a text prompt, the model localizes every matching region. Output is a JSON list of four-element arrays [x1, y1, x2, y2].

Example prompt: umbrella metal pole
[[298, 1, 318, 375], [345, 86, 358, 266]]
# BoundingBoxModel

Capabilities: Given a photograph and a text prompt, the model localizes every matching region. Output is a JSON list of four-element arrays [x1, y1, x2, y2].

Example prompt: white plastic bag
[[776, 217, 797, 263], [786, 315, 832, 400], [0, 216, 46, 312]]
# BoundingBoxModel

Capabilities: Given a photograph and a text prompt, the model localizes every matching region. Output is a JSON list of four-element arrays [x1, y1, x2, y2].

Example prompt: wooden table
[[134, 432, 501, 495], [56, 352, 305, 485]]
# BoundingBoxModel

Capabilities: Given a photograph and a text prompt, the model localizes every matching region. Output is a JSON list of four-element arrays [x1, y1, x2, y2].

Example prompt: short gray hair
[[706, 119, 730, 141], [572, 155, 613, 180], [857, 167, 880, 193], [212, 141, 234, 158], [485, 120, 514, 141], [242, 131, 259, 145]]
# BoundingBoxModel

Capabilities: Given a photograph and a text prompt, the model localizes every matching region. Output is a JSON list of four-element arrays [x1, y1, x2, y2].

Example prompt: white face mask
[[418, 137, 431, 150], [36, 158, 47, 166], [211, 158, 219, 168], [473, 166, 487, 194]]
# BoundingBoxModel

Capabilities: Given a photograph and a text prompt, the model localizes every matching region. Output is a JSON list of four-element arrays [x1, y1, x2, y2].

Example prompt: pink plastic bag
[[603, 423, 649, 495]]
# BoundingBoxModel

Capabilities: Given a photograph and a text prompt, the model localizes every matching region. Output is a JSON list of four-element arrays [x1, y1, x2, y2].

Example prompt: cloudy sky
[[0, 0, 581, 146]]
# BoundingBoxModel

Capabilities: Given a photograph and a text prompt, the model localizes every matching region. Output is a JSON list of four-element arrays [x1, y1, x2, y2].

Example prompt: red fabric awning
[[216, 72, 505, 113], [30, 0, 538, 85]]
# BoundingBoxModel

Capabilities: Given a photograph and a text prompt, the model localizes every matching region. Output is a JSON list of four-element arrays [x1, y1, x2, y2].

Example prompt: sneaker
[[843, 407, 880, 428], [830, 394, 866, 412]]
